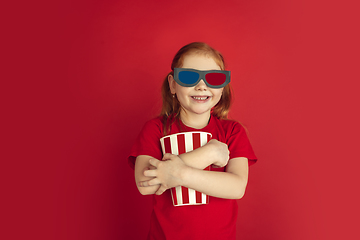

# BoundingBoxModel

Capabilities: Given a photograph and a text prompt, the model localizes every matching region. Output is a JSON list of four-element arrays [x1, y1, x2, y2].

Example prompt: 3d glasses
[[173, 68, 231, 88]]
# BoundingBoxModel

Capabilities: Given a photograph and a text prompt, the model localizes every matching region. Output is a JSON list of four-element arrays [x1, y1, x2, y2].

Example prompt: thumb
[[162, 153, 175, 160], [156, 185, 167, 195]]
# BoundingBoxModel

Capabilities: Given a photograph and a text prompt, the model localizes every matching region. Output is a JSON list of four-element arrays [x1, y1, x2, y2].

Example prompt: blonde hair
[[160, 42, 233, 134]]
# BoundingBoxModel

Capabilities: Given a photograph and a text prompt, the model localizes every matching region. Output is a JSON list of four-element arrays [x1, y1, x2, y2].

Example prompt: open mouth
[[191, 96, 210, 101]]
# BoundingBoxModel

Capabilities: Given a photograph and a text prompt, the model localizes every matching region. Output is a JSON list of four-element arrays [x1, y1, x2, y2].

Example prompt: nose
[[195, 79, 208, 90]]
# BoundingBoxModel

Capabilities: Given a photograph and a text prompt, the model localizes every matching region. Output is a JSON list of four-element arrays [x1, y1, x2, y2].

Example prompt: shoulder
[[212, 116, 245, 134], [212, 116, 257, 163], [144, 115, 164, 127], [141, 116, 164, 134], [211, 116, 253, 149], [128, 116, 165, 169]]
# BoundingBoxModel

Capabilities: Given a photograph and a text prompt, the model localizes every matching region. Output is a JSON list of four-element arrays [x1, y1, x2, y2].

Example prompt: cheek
[[214, 89, 223, 99], [212, 90, 224, 104], [175, 86, 189, 96], [174, 88, 186, 102]]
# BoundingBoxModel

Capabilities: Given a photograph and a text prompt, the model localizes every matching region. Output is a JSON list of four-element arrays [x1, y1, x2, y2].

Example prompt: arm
[[182, 156, 249, 199], [135, 139, 229, 195], [179, 139, 230, 169], [140, 154, 249, 199], [134, 155, 160, 195]]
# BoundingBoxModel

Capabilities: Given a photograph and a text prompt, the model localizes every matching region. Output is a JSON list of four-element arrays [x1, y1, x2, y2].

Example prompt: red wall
[[3, 0, 360, 239]]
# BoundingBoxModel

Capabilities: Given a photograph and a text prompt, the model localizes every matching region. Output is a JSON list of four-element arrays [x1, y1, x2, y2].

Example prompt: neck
[[179, 110, 211, 129]]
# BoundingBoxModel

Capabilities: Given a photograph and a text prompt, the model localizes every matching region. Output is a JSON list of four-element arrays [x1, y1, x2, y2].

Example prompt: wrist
[[179, 164, 192, 187], [199, 144, 216, 166]]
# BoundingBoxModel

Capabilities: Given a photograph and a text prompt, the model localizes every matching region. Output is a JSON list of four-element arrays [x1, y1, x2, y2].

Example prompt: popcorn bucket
[[160, 131, 212, 206]]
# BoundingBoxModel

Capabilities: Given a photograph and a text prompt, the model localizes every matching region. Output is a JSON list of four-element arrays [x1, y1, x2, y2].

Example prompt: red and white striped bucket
[[160, 131, 212, 206]]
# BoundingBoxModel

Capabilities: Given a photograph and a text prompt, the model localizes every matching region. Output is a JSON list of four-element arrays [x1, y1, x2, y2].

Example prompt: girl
[[128, 42, 257, 240]]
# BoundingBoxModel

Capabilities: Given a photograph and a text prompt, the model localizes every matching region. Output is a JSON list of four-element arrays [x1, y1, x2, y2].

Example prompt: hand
[[138, 153, 187, 195], [206, 139, 230, 168]]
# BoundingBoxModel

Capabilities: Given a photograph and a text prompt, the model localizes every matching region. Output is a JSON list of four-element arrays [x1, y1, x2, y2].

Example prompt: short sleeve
[[128, 118, 164, 169], [227, 122, 257, 166]]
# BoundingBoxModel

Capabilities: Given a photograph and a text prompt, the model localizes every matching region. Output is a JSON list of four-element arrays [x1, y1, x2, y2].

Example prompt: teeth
[[193, 96, 208, 100]]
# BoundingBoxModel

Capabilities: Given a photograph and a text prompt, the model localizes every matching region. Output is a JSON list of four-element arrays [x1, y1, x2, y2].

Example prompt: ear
[[168, 74, 176, 94]]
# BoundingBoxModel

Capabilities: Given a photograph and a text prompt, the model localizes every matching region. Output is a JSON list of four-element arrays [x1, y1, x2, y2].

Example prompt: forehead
[[181, 54, 221, 71]]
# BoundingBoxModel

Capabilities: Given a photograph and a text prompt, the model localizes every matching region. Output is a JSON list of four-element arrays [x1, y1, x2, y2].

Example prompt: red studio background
[[2, 0, 360, 239]]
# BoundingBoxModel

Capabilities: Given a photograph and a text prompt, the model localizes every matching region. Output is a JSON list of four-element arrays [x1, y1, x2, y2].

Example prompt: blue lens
[[178, 71, 199, 84]]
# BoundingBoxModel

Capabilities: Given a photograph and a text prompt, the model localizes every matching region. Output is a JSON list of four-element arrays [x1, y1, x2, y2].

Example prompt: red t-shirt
[[128, 115, 257, 240]]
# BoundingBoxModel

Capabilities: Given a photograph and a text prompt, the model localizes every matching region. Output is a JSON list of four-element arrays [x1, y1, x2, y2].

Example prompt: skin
[[135, 54, 249, 199], [169, 54, 224, 129]]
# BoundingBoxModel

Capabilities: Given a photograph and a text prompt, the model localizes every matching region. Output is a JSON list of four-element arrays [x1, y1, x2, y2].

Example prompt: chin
[[192, 109, 212, 115]]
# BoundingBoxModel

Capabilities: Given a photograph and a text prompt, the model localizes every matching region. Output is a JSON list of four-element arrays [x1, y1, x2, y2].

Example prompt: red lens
[[205, 73, 226, 86]]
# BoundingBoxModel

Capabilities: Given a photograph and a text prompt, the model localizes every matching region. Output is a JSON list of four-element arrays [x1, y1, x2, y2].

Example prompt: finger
[[156, 185, 168, 195], [162, 153, 176, 160], [149, 158, 160, 167], [138, 178, 161, 187], [148, 178, 162, 186], [148, 165, 156, 170], [144, 169, 157, 177], [138, 180, 151, 187]]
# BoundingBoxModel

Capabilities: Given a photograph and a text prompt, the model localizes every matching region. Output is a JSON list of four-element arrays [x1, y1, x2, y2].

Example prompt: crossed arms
[[134, 139, 249, 199]]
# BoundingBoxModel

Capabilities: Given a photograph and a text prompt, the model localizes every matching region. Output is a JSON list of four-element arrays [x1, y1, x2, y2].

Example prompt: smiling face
[[168, 54, 224, 123]]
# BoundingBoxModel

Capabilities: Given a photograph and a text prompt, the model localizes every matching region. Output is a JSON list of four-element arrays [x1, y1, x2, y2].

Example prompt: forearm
[[135, 152, 212, 195], [179, 148, 212, 169], [180, 167, 247, 199], [179, 139, 229, 169], [139, 155, 248, 198], [135, 155, 160, 195]]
